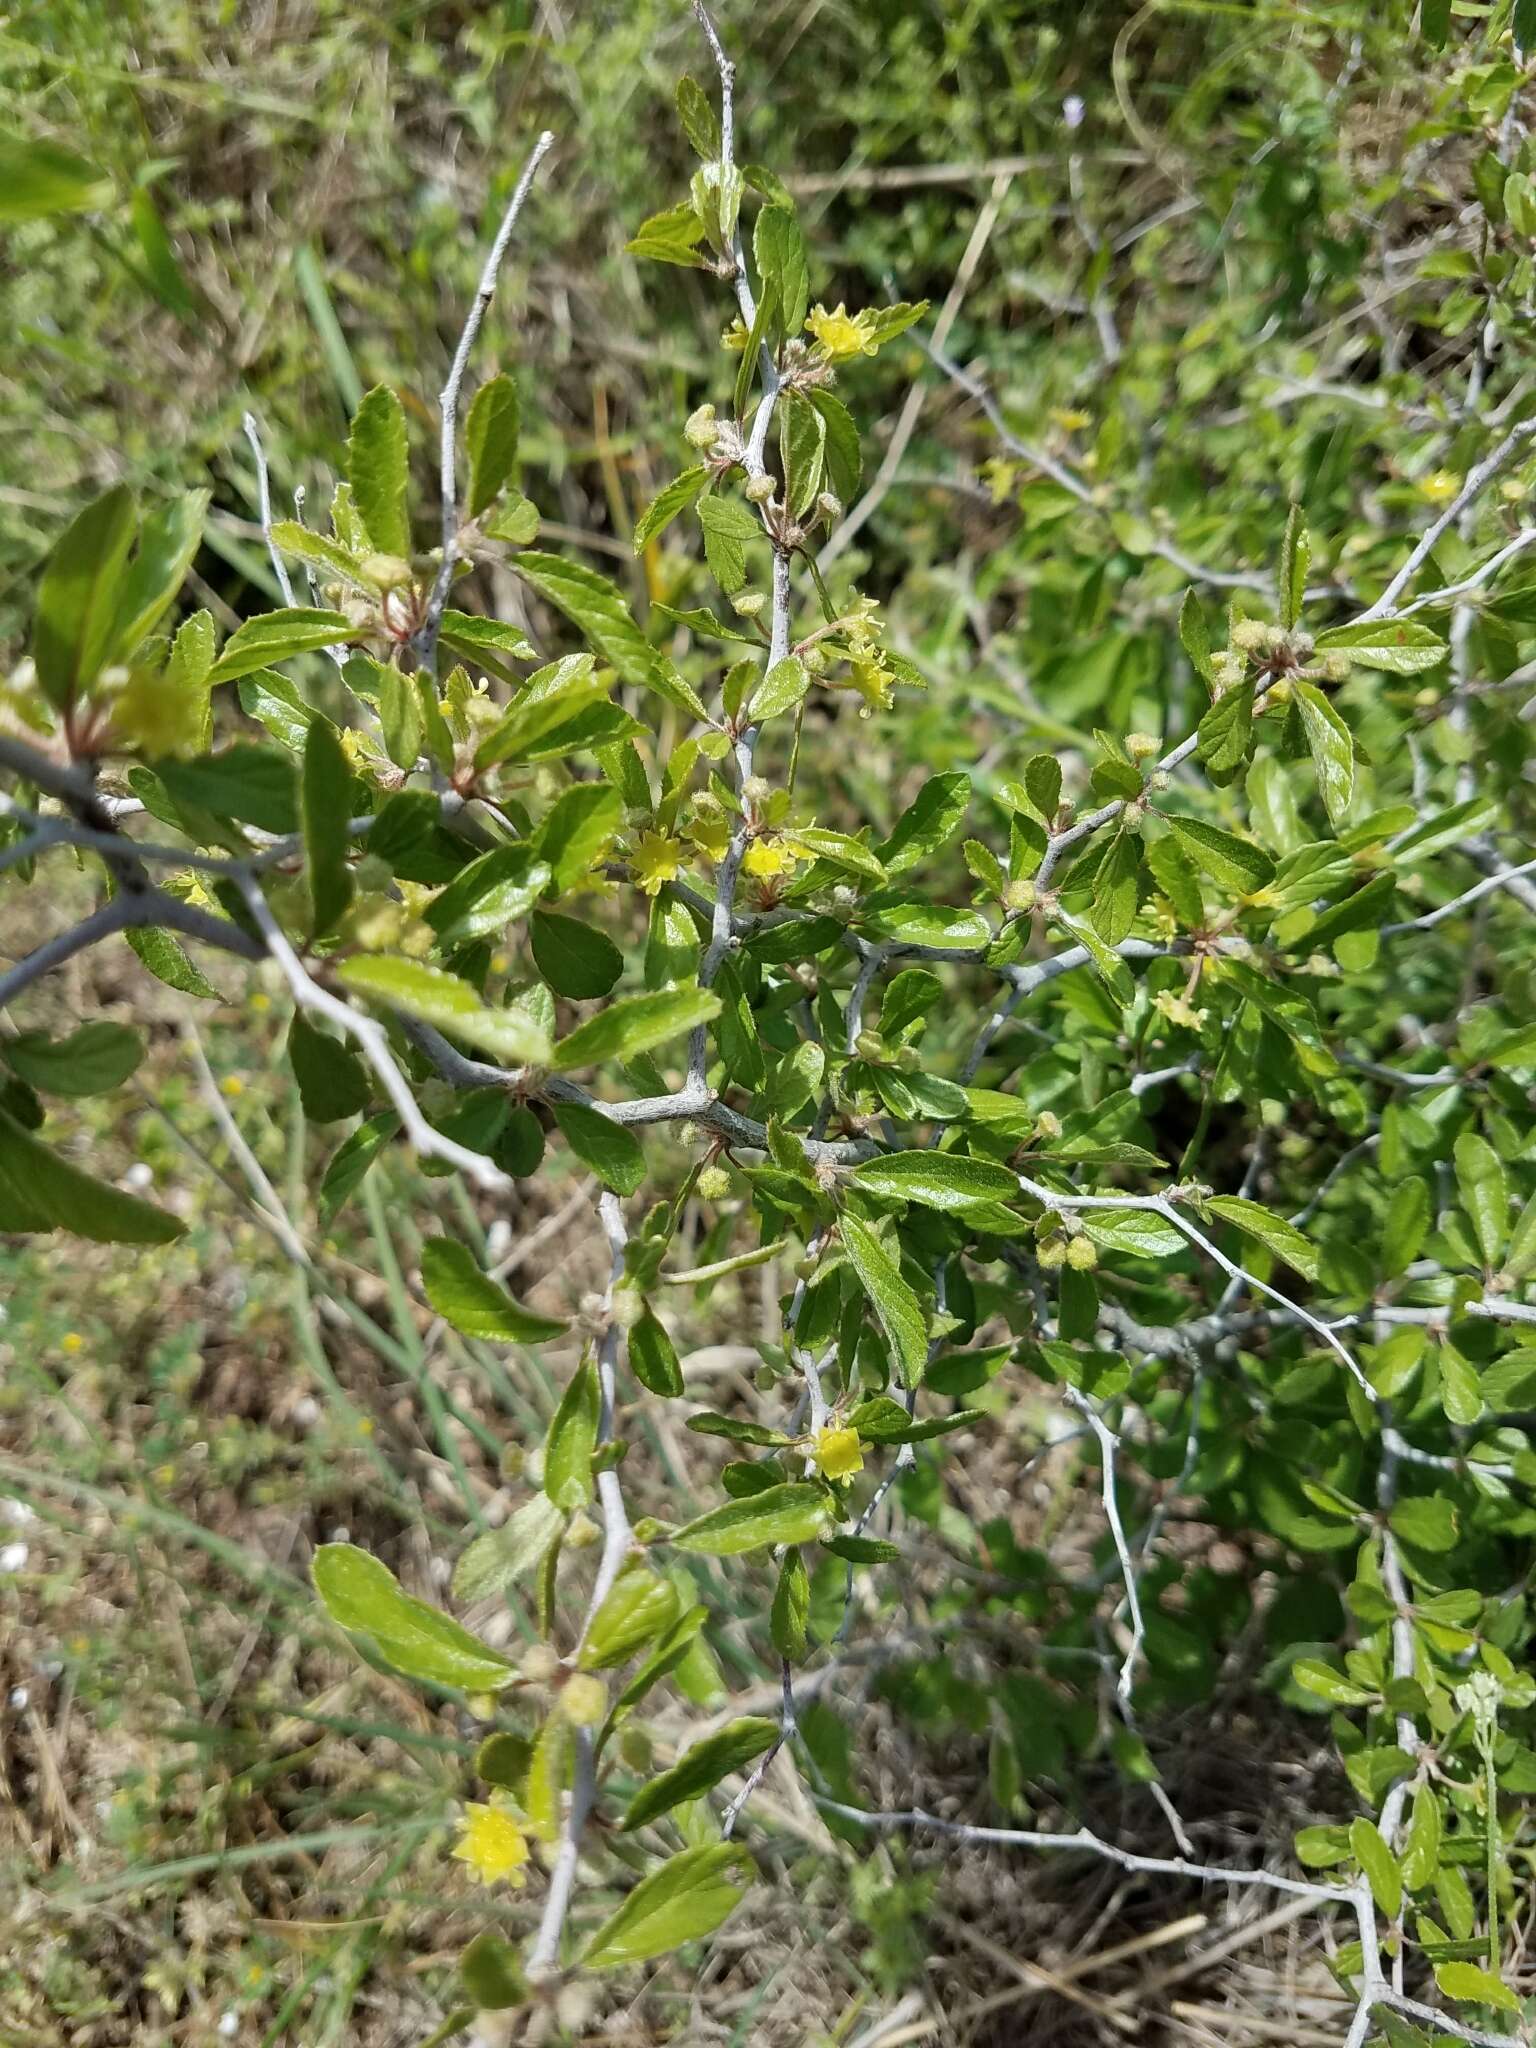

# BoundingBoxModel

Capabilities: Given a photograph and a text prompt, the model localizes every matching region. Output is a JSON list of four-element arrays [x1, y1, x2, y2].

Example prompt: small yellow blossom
[[220, 1074, 244, 1098], [632, 830, 685, 896], [844, 650, 896, 714], [61, 1331, 84, 1355], [742, 836, 799, 881], [451, 1799, 530, 1887], [1154, 990, 1208, 1032], [687, 811, 732, 863], [805, 303, 875, 362], [813, 1425, 865, 1485], [1050, 407, 1093, 432], [1418, 469, 1460, 504], [249, 992, 271, 1014]]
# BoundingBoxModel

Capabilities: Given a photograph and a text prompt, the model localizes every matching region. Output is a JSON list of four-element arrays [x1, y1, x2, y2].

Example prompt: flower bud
[[520, 1642, 561, 1684], [1036, 1235, 1069, 1269], [1035, 1110, 1062, 1140], [1064, 1233, 1098, 1271], [565, 1511, 600, 1551], [619, 1725, 653, 1771], [744, 473, 776, 505], [684, 403, 720, 450], [1003, 879, 1038, 915], [731, 591, 766, 618], [816, 491, 843, 522], [697, 1164, 733, 1202], [559, 1672, 607, 1727]]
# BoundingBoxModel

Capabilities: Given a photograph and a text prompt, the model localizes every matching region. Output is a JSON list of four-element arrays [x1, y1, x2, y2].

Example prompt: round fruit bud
[[361, 553, 413, 590], [1064, 1233, 1098, 1271], [1230, 619, 1268, 653], [894, 1045, 921, 1072], [1035, 1110, 1062, 1140], [1126, 732, 1159, 761], [1003, 879, 1038, 915], [804, 645, 828, 675], [684, 403, 719, 450], [697, 1164, 733, 1202], [501, 1443, 526, 1482], [619, 1725, 653, 1771], [742, 775, 771, 804], [744, 473, 776, 505], [816, 491, 843, 522], [565, 1512, 600, 1551], [1322, 652, 1352, 682], [732, 591, 766, 618], [854, 1030, 886, 1063], [559, 1672, 607, 1727], [520, 1642, 561, 1684], [611, 1284, 645, 1333], [754, 1364, 780, 1394], [1036, 1235, 1069, 1269]]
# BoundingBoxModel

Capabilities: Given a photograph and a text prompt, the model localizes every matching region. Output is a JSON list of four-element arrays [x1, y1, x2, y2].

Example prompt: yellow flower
[[813, 1425, 865, 1485], [1050, 407, 1093, 432], [805, 303, 875, 362], [742, 836, 799, 881], [1418, 469, 1460, 504], [451, 1799, 529, 1888], [844, 650, 896, 714], [61, 1332, 84, 1355], [632, 830, 684, 896], [1153, 990, 1208, 1032]]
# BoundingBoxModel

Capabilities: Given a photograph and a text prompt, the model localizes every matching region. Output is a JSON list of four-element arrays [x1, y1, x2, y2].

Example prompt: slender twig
[[1355, 418, 1536, 622], [417, 129, 556, 678], [241, 412, 298, 608]]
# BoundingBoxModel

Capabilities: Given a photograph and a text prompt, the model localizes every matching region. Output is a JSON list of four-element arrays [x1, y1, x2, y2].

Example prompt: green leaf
[[1349, 1816, 1402, 1920], [1292, 681, 1355, 830], [464, 374, 521, 518], [207, 607, 350, 684], [312, 1543, 515, 1692], [1420, 0, 1450, 43], [533, 783, 622, 894], [1454, 1131, 1507, 1268], [1401, 1782, 1442, 1891], [552, 989, 720, 1073], [755, 206, 809, 336], [1292, 1658, 1376, 1707], [426, 845, 551, 952], [336, 956, 553, 1066], [515, 552, 659, 689], [156, 745, 301, 831], [582, 1844, 748, 1968], [670, 1483, 830, 1556], [544, 1360, 599, 1511], [630, 1307, 684, 1397], [1179, 588, 1214, 683], [347, 385, 411, 556], [806, 388, 862, 499], [1314, 621, 1447, 674], [1080, 1208, 1185, 1259], [302, 718, 354, 939], [437, 611, 538, 665], [1090, 826, 1141, 945], [1164, 814, 1274, 894], [620, 1718, 778, 1832], [1519, 0, 1536, 52], [318, 1111, 399, 1223], [453, 1494, 565, 1602], [32, 486, 137, 708], [851, 1153, 1016, 1214], [0, 136, 111, 221], [126, 921, 223, 1002], [1197, 680, 1255, 779], [420, 1237, 567, 1343], [751, 655, 810, 723], [111, 490, 210, 658], [0, 1106, 184, 1243], [551, 1100, 646, 1195], [472, 669, 612, 771], [459, 1932, 526, 2012], [877, 773, 971, 876], [3, 1023, 143, 1097], [1389, 1496, 1458, 1552], [530, 910, 625, 1000], [1434, 1962, 1519, 2013], [862, 900, 991, 950], [580, 1566, 680, 1670], [1279, 505, 1309, 630], [771, 1551, 809, 1661], [675, 74, 721, 159], [289, 1014, 372, 1122], [635, 467, 709, 551], [626, 200, 710, 268], [1205, 1195, 1319, 1280], [840, 1213, 929, 1388]]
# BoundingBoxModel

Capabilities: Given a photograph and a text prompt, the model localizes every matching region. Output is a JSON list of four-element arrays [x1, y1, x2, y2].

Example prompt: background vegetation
[[5, 2, 1536, 2045]]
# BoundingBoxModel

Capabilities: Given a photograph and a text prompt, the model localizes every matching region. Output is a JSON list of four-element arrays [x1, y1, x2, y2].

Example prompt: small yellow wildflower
[[632, 830, 685, 896], [687, 811, 732, 863], [1050, 407, 1093, 432], [742, 836, 799, 881], [220, 1075, 244, 1098], [805, 303, 875, 362], [1419, 469, 1460, 504], [249, 992, 271, 1014], [813, 1425, 865, 1485], [61, 1332, 84, 1356], [1153, 990, 1208, 1032], [451, 1799, 530, 1888]]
